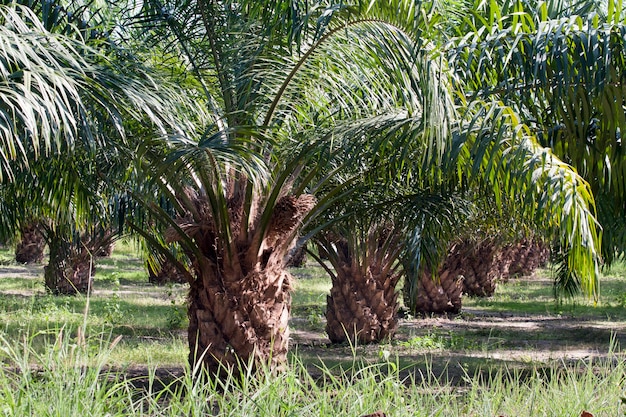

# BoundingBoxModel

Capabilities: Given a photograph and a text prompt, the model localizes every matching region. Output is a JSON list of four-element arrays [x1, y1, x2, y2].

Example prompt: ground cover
[[0, 243, 624, 415]]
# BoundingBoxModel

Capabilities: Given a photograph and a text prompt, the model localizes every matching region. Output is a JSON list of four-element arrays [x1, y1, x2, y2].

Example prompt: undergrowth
[[0, 328, 623, 416]]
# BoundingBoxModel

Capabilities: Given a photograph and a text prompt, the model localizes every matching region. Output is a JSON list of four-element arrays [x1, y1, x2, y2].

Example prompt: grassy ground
[[0, 241, 189, 367], [0, 243, 625, 415]]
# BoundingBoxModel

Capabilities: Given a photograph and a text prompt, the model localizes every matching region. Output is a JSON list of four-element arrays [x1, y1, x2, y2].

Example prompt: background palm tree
[[0, 1, 202, 293], [446, 0, 626, 295]]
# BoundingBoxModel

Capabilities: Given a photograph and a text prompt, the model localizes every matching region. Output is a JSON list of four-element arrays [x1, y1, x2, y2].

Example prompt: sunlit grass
[[0, 243, 189, 366], [462, 266, 626, 321], [0, 244, 625, 415]]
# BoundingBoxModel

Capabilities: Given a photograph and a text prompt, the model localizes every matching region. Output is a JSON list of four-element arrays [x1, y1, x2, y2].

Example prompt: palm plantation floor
[[0, 251, 625, 388]]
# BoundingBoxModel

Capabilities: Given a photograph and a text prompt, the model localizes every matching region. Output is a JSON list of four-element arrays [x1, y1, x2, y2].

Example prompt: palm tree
[[125, 0, 603, 375], [445, 0, 626, 294], [316, 218, 405, 344], [14, 221, 45, 264], [315, 188, 463, 343], [0, 2, 202, 293], [402, 100, 601, 313], [125, 0, 460, 373]]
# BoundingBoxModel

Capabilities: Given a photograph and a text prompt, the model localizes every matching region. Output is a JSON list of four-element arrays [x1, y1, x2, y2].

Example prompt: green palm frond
[[455, 102, 600, 297], [0, 3, 201, 181], [444, 0, 626, 270]]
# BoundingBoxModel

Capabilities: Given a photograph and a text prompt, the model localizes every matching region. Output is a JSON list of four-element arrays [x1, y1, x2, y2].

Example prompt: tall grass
[[0, 328, 623, 416]]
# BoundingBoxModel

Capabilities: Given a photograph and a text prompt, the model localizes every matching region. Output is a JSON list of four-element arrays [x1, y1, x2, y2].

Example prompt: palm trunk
[[325, 263, 401, 344], [43, 228, 112, 295], [187, 260, 292, 374], [318, 224, 403, 344], [285, 242, 307, 267], [404, 266, 464, 315], [44, 234, 93, 295], [173, 190, 315, 375], [502, 238, 550, 279], [450, 239, 505, 297], [15, 222, 45, 264]]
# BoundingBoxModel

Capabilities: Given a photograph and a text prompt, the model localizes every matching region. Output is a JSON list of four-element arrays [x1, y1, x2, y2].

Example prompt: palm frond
[[456, 102, 600, 297]]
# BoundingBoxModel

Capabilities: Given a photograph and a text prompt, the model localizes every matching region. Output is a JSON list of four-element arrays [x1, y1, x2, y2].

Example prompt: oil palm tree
[[0, 1, 205, 294], [445, 0, 626, 295], [125, 0, 459, 373], [314, 186, 464, 343], [123, 0, 603, 376]]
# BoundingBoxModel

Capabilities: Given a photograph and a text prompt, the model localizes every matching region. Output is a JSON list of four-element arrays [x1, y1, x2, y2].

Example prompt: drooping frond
[[456, 102, 600, 297]]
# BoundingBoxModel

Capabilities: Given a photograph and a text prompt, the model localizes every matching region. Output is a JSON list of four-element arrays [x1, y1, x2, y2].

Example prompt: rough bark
[[43, 229, 113, 295], [501, 238, 550, 279], [44, 235, 94, 295], [408, 268, 463, 315], [448, 239, 504, 297], [172, 190, 315, 375], [321, 225, 403, 345], [188, 262, 292, 375], [325, 265, 401, 344], [15, 223, 45, 264], [285, 243, 307, 267]]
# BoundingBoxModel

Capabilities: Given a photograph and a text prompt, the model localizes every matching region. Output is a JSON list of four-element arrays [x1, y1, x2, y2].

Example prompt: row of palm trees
[[1, 0, 623, 376]]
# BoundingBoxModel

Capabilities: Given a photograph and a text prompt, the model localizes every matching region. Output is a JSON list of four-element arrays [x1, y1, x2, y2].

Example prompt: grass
[[0, 241, 188, 367], [0, 243, 625, 415], [0, 329, 623, 416]]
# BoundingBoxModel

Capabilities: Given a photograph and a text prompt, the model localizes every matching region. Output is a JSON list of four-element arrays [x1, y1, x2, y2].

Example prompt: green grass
[[0, 242, 188, 367], [0, 329, 623, 416], [0, 247, 625, 415]]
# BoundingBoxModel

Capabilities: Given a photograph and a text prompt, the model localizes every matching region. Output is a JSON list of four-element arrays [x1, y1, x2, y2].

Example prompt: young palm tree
[[316, 218, 405, 344], [315, 188, 464, 343]]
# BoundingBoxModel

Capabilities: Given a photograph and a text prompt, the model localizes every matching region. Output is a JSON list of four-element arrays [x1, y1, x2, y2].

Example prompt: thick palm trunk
[[449, 239, 504, 297], [43, 228, 112, 295], [15, 223, 45, 264], [325, 264, 401, 344], [44, 235, 94, 295], [405, 267, 464, 315], [173, 190, 315, 375], [318, 225, 403, 345], [187, 261, 292, 374], [501, 238, 549, 279]]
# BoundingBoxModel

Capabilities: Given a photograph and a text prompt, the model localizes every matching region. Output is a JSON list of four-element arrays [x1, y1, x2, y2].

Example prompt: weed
[[103, 281, 123, 325], [166, 300, 185, 329], [305, 306, 325, 328]]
